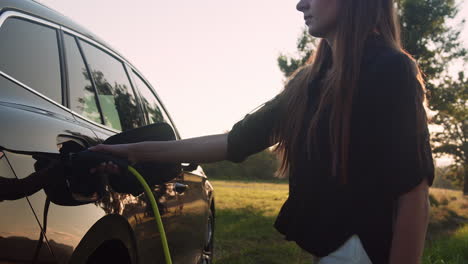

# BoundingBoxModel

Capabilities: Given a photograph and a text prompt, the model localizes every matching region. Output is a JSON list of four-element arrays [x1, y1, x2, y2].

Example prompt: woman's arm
[[89, 133, 228, 164], [389, 178, 430, 264], [90, 94, 283, 173], [131, 133, 228, 163]]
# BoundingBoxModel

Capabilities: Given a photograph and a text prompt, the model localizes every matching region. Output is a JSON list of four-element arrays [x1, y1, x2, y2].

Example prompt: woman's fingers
[[88, 144, 111, 153], [88, 144, 131, 160], [106, 161, 120, 174], [89, 161, 121, 175], [88, 143, 136, 173]]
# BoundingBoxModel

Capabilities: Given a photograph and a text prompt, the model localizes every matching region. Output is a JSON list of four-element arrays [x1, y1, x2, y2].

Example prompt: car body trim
[[0, 10, 59, 29], [73, 113, 121, 134]]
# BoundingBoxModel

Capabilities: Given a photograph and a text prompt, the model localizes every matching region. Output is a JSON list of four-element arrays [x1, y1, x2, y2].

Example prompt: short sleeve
[[360, 52, 434, 197], [226, 94, 284, 163]]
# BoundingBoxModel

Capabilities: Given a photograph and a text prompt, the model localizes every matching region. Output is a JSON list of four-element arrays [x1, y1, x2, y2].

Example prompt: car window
[[63, 34, 102, 124], [79, 40, 141, 131], [0, 18, 62, 104], [130, 71, 169, 124]]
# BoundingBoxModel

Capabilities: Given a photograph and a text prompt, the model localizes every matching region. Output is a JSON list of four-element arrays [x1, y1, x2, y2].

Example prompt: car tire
[[199, 208, 214, 264]]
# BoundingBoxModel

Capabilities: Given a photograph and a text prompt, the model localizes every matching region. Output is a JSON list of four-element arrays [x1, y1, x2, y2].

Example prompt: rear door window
[[79, 40, 141, 131], [0, 18, 62, 103], [130, 71, 169, 124], [63, 33, 102, 124]]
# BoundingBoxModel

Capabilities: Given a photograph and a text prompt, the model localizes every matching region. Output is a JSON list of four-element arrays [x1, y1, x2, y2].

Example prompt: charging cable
[[128, 165, 172, 264]]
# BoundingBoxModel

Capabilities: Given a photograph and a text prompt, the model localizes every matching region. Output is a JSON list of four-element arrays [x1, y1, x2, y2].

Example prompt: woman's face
[[296, 0, 339, 40]]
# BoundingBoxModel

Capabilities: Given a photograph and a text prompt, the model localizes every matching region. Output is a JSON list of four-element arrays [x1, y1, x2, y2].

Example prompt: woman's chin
[[307, 27, 324, 38]]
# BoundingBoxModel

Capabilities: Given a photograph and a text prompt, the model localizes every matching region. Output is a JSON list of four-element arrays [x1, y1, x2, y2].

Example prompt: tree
[[277, 0, 468, 193], [431, 72, 467, 193], [397, 0, 467, 194], [277, 28, 317, 78]]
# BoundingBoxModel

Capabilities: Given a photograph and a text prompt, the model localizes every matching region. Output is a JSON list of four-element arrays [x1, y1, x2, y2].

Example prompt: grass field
[[210, 180, 468, 264]]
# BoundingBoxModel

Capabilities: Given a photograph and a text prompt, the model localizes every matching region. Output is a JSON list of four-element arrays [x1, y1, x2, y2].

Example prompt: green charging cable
[[128, 165, 172, 264]]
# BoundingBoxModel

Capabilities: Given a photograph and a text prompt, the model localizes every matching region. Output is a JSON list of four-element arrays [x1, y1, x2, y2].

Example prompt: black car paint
[[0, 1, 214, 263]]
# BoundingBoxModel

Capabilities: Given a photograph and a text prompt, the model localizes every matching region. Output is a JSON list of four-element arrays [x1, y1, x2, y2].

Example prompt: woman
[[90, 0, 435, 263]]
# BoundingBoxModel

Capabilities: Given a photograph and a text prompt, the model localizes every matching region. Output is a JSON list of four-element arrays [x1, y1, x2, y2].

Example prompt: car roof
[[0, 0, 126, 66]]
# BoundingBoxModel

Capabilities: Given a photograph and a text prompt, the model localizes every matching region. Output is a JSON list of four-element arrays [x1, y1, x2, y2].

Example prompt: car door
[[129, 69, 213, 264], [74, 36, 188, 263], [0, 14, 105, 263]]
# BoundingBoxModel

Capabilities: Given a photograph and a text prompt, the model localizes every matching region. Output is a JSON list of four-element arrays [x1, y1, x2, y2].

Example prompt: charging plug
[[70, 150, 129, 171]]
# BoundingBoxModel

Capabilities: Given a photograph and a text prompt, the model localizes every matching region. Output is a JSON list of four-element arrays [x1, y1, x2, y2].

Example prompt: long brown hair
[[273, 0, 428, 183]]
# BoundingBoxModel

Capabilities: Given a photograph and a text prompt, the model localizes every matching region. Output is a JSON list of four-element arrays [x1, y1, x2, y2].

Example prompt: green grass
[[212, 180, 288, 216], [212, 180, 314, 263], [423, 225, 468, 264], [211, 180, 468, 264], [423, 188, 468, 264]]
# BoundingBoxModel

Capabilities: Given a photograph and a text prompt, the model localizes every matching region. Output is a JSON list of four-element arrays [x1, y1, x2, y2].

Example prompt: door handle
[[174, 182, 189, 194]]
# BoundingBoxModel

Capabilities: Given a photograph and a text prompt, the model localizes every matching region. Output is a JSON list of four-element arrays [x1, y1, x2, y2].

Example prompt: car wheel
[[199, 209, 214, 264]]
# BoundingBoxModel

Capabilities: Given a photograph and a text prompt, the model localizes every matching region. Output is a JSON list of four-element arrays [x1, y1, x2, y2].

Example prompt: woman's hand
[[88, 143, 137, 175], [89, 144, 135, 162]]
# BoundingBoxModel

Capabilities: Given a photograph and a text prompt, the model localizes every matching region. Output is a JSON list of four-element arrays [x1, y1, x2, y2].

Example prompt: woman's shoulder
[[359, 47, 422, 100], [363, 46, 417, 80]]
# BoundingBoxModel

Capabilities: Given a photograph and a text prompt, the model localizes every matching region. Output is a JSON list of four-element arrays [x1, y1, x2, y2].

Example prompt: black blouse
[[226, 35, 434, 264]]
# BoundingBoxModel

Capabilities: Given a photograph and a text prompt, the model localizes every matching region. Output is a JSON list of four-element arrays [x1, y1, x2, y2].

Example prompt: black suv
[[0, 1, 214, 263]]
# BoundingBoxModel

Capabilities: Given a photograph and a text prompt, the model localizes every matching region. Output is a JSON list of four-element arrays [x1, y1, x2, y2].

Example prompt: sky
[[36, 0, 468, 140]]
